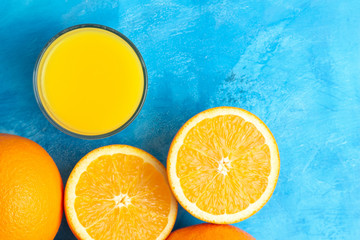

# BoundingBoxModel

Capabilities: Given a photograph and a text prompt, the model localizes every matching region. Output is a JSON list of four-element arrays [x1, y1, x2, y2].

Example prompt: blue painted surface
[[1, 0, 360, 239]]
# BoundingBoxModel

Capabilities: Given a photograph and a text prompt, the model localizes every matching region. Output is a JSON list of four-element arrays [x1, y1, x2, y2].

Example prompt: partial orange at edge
[[166, 223, 255, 240], [0, 133, 63, 240]]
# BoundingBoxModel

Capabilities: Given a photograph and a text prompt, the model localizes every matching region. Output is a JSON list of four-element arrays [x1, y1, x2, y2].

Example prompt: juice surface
[[37, 27, 144, 136]]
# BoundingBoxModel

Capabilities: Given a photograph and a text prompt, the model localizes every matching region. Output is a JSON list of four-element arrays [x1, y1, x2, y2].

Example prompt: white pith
[[217, 156, 231, 176], [113, 193, 132, 208]]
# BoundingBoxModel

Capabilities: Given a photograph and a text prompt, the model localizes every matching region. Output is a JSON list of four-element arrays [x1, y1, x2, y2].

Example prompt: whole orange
[[0, 133, 63, 240], [167, 223, 255, 240]]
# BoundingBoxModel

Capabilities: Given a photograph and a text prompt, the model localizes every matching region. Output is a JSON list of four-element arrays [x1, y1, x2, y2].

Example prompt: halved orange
[[65, 145, 177, 240], [167, 107, 280, 224]]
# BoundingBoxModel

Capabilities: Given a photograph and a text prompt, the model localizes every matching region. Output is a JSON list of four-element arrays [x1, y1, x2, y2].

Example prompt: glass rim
[[33, 23, 148, 140]]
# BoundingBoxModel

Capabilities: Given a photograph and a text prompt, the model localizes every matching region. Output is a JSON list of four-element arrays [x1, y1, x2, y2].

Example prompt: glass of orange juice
[[33, 24, 147, 139]]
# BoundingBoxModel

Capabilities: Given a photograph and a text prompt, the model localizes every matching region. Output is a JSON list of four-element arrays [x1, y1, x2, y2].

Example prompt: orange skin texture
[[0, 133, 63, 240], [167, 223, 255, 240]]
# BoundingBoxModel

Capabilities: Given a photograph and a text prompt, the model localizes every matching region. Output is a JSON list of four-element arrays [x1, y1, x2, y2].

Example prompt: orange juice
[[34, 25, 146, 138]]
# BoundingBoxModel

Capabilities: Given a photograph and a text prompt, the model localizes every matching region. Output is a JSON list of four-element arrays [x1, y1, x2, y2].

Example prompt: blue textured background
[[1, 0, 360, 239]]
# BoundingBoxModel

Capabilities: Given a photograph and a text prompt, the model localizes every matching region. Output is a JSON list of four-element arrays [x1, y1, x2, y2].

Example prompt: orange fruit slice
[[65, 145, 177, 240], [166, 223, 255, 240], [167, 107, 280, 223]]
